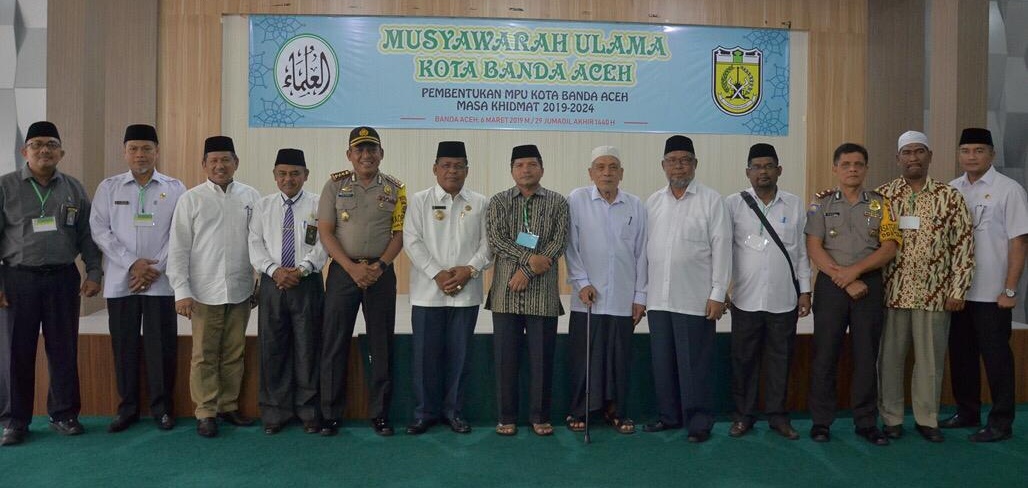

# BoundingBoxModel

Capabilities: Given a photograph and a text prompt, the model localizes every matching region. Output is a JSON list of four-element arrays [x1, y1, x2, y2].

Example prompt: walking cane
[[584, 304, 592, 444]]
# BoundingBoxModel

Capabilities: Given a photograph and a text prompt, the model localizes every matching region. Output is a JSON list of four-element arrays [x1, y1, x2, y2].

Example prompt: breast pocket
[[770, 221, 796, 245], [973, 203, 993, 232], [335, 195, 357, 211], [682, 216, 709, 243]]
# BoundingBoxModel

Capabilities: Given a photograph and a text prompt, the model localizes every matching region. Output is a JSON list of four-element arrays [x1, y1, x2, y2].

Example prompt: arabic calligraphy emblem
[[275, 34, 338, 109], [712, 46, 762, 117]]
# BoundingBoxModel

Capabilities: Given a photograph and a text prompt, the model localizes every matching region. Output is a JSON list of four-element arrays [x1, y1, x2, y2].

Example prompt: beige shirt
[[317, 170, 406, 259], [804, 189, 901, 267]]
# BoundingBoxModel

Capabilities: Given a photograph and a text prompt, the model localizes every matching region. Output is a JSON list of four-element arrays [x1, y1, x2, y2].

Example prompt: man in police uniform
[[249, 148, 327, 435], [318, 126, 406, 436], [804, 142, 900, 445], [945, 128, 1028, 442], [0, 121, 102, 446], [90, 124, 186, 433]]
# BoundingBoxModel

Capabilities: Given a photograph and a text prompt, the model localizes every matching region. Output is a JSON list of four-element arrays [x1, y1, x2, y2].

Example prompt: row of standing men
[[0, 122, 1023, 447]]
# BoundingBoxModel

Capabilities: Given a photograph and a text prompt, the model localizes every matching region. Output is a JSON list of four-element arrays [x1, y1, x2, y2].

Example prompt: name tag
[[32, 216, 57, 233], [134, 213, 155, 227], [516, 231, 539, 249], [744, 234, 769, 251], [305, 223, 318, 245], [899, 216, 920, 230], [114, 200, 130, 205]]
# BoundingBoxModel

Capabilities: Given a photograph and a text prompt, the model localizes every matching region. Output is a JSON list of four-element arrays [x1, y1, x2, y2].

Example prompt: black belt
[[353, 257, 381, 264], [7, 263, 75, 274]]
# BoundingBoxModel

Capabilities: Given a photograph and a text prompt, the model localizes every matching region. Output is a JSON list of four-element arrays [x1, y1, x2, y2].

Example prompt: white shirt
[[248, 190, 327, 277], [403, 184, 491, 307], [950, 166, 1028, 302], [89, 171, 187, 298], [646, 182, 732, 316], [725, 188, 812, 313], [565, 185, 647, 315], [167, 179, 261, 305]]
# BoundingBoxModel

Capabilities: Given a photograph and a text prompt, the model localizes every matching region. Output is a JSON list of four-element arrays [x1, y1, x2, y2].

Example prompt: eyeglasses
[[26, 141, 62, 151], [747, 163, 778, 172], [662, 156, 696, 167], [437, 163, 468, 172]]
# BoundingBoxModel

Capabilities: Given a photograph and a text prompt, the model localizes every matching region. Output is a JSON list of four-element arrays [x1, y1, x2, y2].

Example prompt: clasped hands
[[434, 265, 475, 296]]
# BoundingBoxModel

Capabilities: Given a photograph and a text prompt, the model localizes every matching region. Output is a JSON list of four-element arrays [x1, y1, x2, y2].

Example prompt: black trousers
[[949, 301, 1015, 430], [258, 273, 324, 425], [0, 265, 81, 429], [730, 306, 798, 426], [321, 261, 396, 421], [648, 310, 716, 434], [492, 312, 557, 425], [410, 305, 478, 421], [567, 312, 633, 419], [107, 295, 177, 418], [808, 271, 883, 429]]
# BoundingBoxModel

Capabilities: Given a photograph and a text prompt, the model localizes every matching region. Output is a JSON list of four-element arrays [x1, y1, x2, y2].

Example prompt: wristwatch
[[468, 266, 480, 279], [299, 265, 311, 278], [1004, 288, 1017, 298], [377, 261, 388, 272]]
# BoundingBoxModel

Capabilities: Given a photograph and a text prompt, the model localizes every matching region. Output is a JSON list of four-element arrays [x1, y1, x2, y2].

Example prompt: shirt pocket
[[335, 195, 358, 211], [770, 220, 796, 245], [681, 216, 709, 243], [973, 202, 993, 232]]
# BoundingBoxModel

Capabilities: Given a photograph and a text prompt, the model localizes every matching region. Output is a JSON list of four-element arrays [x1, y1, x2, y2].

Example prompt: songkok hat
[[511, 144, 542, 160], [747, 143, 778, 164], [349, 126, 381, 147], [275, 148, 305, 167], [959, 128, 993, 146], [591, 145, 620, 163], [436, 141, 467, 159], [26, 121, 60, 142], [897, 130, 929, 151], [124, 124, 158, 144], [664, 135, 694, 155]]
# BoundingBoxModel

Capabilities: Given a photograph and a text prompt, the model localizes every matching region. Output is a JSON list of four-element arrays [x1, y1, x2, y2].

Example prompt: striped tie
[[282, 198, 295, 268]]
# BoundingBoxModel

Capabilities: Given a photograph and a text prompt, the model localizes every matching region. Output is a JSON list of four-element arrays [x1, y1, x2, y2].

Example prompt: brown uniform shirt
[[804, 189, 901, 267], [317, 170, 406, 259]]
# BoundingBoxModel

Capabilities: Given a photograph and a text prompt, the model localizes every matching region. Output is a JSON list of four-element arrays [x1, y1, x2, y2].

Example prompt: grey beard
[[669, 177, 691, 189]]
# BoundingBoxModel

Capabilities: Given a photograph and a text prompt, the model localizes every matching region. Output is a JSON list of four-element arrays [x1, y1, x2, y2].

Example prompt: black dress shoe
[[915, 424, 944, 443], [406, 418, 436, 435], [447, 417, 472, 434], [883, 424, 904, 439], [321, 419, 340, 437], [303, 421, 321, 434], [728, 421, 752, 438], [372, 417, 394, 436], [197, 417, 218, 438], [218, 411, 256, 426], [686, 430, 711, 443], [108, 414, 139, 433], [938, 413, 980, 429], [157, 414, 176, 431], [810, 424, 831, 442], [643, 420, 681, 433], [771, 422, 800, 440], [855, 426, 890, 446], [264, 424, 283, 435], [969, 425, 1012, 443], [1, 427, 27, 446], [50, 418, 85, 436]]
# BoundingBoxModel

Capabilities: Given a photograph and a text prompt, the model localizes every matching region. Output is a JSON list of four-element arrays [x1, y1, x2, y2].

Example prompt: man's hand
[[442, 266, 473, 295], [81, 279, 101, 297], [272, 267, 300, 290], [434, 270, 454, 292], [944, 297, 966, 312], [998, 293, 1017, 310], [346, 261, 381, 289], [175, 297, 196, 319], [632, 303, 646, 326], [527, 255, 552, 275], [844, 280, 868, 300], [129, 259, 160, 292], [829, 264, 861, 289], [705, 299, 726, 321], [578, 285, 597, 306], [508, 268, 530, 292], [798, 293, 812, 317], [0, 291, 9, 308]]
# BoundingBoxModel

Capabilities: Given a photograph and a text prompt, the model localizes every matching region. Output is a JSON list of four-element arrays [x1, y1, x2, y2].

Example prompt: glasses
[[747, 163, 778, 172], [437, 162, 468, 172], [662, 156, 696, 167], [26, 141, 62, 151]]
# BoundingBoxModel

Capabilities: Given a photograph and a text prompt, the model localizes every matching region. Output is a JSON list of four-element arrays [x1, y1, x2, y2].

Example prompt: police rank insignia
[[340, 211, 350, 222], [828, 228, 838, 238], [868, 199, 882, 217], [712, 46, 763, 116]]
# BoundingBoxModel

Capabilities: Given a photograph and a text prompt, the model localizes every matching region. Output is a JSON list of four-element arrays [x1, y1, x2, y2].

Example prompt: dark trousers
[[648, 310, 716, 434], [0, 265, 81, 429], [730, 307, 798, 426], [321, 261, 396, 420], [493, 312, 557, 425], [107, 295, 177, 418], [949, 301, 1015, 430], [567, 312, 633, 419], [411, 305, 478, 421], [808, 271, 883, 429], [258, 273, 324, 425]]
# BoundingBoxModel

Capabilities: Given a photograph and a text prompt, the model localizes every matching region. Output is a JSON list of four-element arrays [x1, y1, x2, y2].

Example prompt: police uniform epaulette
[[381, 173, 404, 188], [330, 170, 352, 181]]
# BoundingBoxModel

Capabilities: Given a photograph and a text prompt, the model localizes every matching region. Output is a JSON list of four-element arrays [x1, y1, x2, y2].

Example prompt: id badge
[[305, 223, 318, 245], [516, 231, 539, 249], [899, 216, 920, 230], [134, 213, 155, 227], [744, 234, 769, 251], [32, 216, 57, 233], [63, 205, 79, 227]]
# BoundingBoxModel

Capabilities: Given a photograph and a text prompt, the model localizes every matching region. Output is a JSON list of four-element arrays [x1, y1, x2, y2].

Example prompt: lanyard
[[137, 182, 150, 213], [29, 180, 52, 218], [906, 191, 918, 214], [522, 197, 532, 233]]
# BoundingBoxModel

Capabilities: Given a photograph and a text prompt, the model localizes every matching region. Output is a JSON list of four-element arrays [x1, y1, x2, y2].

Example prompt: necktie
[[282, 198, 295, 268]]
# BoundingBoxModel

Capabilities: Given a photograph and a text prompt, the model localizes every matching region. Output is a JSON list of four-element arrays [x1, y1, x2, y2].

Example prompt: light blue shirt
[[89, 170, 186, 298], [565, 185, 647, 316]]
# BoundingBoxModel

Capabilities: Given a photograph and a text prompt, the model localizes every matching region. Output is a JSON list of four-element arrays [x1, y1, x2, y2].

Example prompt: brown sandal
[[607, 417, 636, 434], [495, 423, 518, 436], [532, 423, 554, 436], [565, 415, 586, 432]]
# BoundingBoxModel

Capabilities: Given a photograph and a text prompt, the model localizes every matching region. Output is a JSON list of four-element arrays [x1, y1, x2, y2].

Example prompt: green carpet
[[5, 409, 1028, 487]]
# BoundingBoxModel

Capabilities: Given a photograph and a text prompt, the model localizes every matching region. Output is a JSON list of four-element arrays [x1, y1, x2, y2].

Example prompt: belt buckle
[[358, 258, 369, 264]]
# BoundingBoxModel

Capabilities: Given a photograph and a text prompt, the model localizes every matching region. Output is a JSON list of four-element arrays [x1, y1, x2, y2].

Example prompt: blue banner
[[249, 16, 789, 135]]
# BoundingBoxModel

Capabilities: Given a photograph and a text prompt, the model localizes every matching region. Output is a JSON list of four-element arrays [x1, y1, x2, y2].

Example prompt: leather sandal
[[565, 415, 586, 432], [608, 417, 635, 434], [532, 423, 554, 436], [495, 423, 518, 436]]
